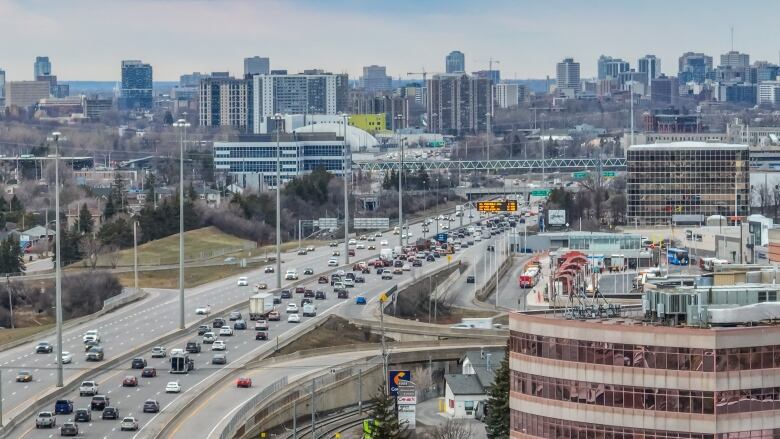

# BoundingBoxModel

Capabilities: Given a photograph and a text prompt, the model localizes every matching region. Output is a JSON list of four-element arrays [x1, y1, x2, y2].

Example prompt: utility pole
[[133, 221, 138, 293], [50, 131, 64, 387], [274, 114, 284, 289], [342, 113, 350, 265], [395, 114, 405, 248], [310, 379, 316, 437], [173, 119, 190, 330], [6, 275, 12, 329]]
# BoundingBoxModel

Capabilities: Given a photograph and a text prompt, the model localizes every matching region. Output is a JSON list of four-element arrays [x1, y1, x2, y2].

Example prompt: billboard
[[476, 200, 518, 213], [387, 370, 411, 395], [548, 210, 566, 225]]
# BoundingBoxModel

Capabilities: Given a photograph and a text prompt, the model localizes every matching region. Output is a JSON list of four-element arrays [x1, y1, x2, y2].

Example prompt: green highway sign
[[602, 171, 616, 178], [572, 171, 589, 179], [530, 189, 550, 196]]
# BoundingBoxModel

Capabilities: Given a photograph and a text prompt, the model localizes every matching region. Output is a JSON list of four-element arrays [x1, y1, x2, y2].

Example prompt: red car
[[317, 276, 328, 284], [267, 311, 280, 321], [295, 287, 305, 294], [348, 249, 355, 256], [141, 368, 157, 378], [352, 263, 363, 271], [122, 376, 138, 387], [255, 331, 268, 340], [236, 377, 252, 388]]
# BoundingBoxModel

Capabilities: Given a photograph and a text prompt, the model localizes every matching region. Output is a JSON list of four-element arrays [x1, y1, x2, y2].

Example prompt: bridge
[[353, 157, 628, 171]]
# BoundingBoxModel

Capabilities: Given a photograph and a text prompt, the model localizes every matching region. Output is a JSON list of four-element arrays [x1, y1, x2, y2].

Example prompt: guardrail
[[219, 377, 289, 439]]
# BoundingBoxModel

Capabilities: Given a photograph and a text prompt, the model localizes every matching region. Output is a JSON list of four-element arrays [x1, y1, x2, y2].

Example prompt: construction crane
[[406, 68, 428, 83]]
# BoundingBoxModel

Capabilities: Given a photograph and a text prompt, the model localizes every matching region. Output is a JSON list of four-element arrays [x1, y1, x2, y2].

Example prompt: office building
[[0, 69, 5, 101], [120, 60, 153, 110], [758, 81, 780, 105], [198, 76, 253, 132], [445, 51, 465, 74], [4, 81, 50, 108], [359, 65, 392, 93], [494, 83, 519, 108], [401, 82, 427, 106], [638, 55, 661, 91], [213, 132, 346, 187], [349, 92, 413, 131], [597, 55, 629, 80], [556, 58, 581, 98], [427, 73, 491, 135], [626, 142, 749, 225], [510, 283, 780, 438], [180, 72, 209, 87], [715, 83, 757, 105], [643, 110, 702, 133], [650, 75, 679, 107], [252, 72, 349, 134], [755, 62, 780, 82], [472, 70, 500, 84], [34, 56, 51, 78], [84, 97, 113, 120], [244, 56, 270, 76], [679, 52, 713, 83], [720, 50, 750, 69]]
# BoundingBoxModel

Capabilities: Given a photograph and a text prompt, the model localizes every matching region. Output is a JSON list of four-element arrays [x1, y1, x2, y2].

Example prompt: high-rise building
[[180, 72, 209, 87], [638, 55, 661, 91], [4, 81, 51, 108], [34, 56, 51, 79], [678, 52, 713, 83], [720, 50, 750, 69], [0, 69, 5, 101], [473, 70, 501, 84], [650, 75, 679, 107], [758, 81, 780, 106], [427, 73, 491, 135], [198, 76, 253, 132], [359, 65, 392, 93], [755, 62, 780, 82], [715, 83, 757, 105], [243, 56, 270, 76], [597, 55, 629, 80], [120, 60, 153, 110], [494, 83, 519, 109], [445, 51, 465, 74], [556, 58, 581, 97], [252, 72, 349, 134]]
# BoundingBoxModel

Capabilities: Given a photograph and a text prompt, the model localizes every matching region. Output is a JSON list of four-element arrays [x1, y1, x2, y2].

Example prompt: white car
[[328, 259, 338, 267], [82, 330, 100, 343], [356, 242, 365, 249], [286, 303, 299, 314], [402, 263, 411, 271], [165, 382, 182, 393], [343, 278, 355, 288], [211, 340, 226, 351], [237, 277, 249, 286], [380, 240, 389, 246], [375, 232, 382, 238], [120, 416, 139, 431], [348, 239, 357, 245], [284, 270, 298, 280], [55, 351, 72, 364], [195, 306, 210, 315], [202, 332, 216, 344], [287, 314, 301, 323], [219, 326, 234, 336], [151, 346, 167, 358]]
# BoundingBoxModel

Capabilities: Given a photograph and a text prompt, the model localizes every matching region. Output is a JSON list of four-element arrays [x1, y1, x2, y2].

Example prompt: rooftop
[[628, 141, 748, 151], [444, 374, 484, 395]]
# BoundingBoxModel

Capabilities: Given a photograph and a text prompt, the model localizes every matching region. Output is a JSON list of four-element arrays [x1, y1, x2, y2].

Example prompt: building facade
[[638, 55, 661, 92], [556, 58, 581, 97], [198, 76, 253, 132], [120, 60, 153, 110], [627, 142, 750, 226], [243, 56, 270, 76], [4, 81, 50, 108], [720, 50, 750, 69], [0, 69, 5, 101], [597, 55, 630, 80], [34, 56, 51, 78], [426, 73, 491, 135], [359, 65, 392, 93], [495, 83, 519, 109], [446, 50, 465, 74], [758, 81, 780, 106], [650, 75, 679, 107]]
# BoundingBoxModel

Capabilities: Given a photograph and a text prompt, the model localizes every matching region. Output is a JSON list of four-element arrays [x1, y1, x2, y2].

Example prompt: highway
[[12, 206, 507, 438]]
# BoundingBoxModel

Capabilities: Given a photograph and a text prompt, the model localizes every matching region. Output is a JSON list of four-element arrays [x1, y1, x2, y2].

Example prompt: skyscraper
[[597, 55, 629, 80], [638, 55, 661, 86], [34, 56, 51, 79], [556, 58, 581, 97], [199, 76, 253, 131], [445, 51, 465, 74], [120, 60, 153, 110], [678, 52, 713, 83], [720, 51, 750, 69], [427, 73, 490, 135], [243, 56, 270, 76], [359, 65, 392, 93]]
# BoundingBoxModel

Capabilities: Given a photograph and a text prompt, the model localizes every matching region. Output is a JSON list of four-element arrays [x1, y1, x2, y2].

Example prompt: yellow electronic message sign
[[476, 200, 517, 212]]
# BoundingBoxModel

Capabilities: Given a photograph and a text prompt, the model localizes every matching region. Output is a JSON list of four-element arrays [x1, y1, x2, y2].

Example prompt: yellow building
[[348, 113, 386, 134]]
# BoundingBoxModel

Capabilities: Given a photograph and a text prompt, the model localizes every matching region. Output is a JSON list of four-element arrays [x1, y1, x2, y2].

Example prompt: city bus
[[667, 248, 689, 266]]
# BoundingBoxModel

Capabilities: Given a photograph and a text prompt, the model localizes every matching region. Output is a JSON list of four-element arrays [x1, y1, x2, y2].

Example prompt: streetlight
[[341, 113, 350, 265], [394, 114, 405, 248], [172, 119, 190, 330], [47, 131, 64, 387], [435, 177, 440, 236], [273, 113, 285, 289]]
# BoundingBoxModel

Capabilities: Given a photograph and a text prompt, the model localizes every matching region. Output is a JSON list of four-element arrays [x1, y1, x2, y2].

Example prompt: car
[[348, 238, 357, 245], [237, 377, 253, 388], [228, 311, 242, 321], [348, 249, 355, 256], [367, 236, 376, 242], [16, 370, 33, 382], [295, 286, 306, 294], [368, 245, 376, 250], [355, 296, 367, 305], [331, 250, 341, 257], [237, 277, 249, 286], [85, 346, 104, 361], [82, 330, 100, 343], [35, 341, 53, 354], [402, 263, 412, 271], [90, 395, 109, 411], [356, 242, 365, 249], [35, 411, 56, 428], [255, 320, 269, 330], [79, 381, 98, 397], [380, 240, 389, 246], [84, 339, 99, 351], [212, 353, 228, 365], [151, 346, 167, 358], [426, 254, 435, 262], [300, 298, 312, 306], [287, 313, 301, 323], [466, 275, 475, 283], [165, 381, 182, 393], [255, 282, 268, 290], [315, 290, 326, 300], [212, 340, 226, 351], [412, 259, 422, 267], [381, 270, 393, 280], [122, 376, 138, 387], [393, 267, 403, 275], [60, 422, 79, 436], [141, 367, 157, 378], [74, 408, 91, 422], [195, 306, 210, 315], [333, 281, 346, 290], [285, 269, 299, 280], [219, 326, 234, 336], [202, 332, 216, 344], [355, 276, 366, 283], [186, 340, 202, 353], [212, 317, 226, 328], [55, 399, 73, 415], [303, 268, 314, 275], [297, 249, 307, 256], [329, 241, 338, 247], [143, 399, 160, 413], [264, 266, 274, 273], [303, 289, 315, 298], [255, 331, 268, 340], [337, 289, 349, 299], [131, 357, 147, 369], [318, 275, 329, 284], [224, 256, 237, 263], [280, 289, 292, 299], [344, 278, 355, 288], [120, 416, 139, 431], [272, 294, 282, 304], [393, 260, 403, 268], [268, 310, 281, 321], [286, 303, 299, 313], [233, 319, 247, 330], [101, 406, 119, 420]]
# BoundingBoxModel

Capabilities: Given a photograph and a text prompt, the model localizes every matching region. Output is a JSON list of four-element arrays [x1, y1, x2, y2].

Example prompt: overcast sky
[[1, 0, 779, 81]]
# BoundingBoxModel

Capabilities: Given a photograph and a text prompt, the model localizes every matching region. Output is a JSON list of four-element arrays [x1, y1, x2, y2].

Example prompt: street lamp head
[[273, 113, 284, 120]]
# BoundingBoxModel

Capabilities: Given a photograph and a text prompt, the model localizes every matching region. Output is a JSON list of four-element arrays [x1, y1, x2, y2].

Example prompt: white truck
[[79, 380, 99, 397], [249, 293, 274, 320], [380, 248, 393, 261], [459, 317, 495, 329], [393, 246, 403, 257], [455, 205, 463, 217], [302, 303, 317, 317]]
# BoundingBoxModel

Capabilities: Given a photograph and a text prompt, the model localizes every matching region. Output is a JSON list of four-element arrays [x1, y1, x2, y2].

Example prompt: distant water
[[62, 81, 179, 94]]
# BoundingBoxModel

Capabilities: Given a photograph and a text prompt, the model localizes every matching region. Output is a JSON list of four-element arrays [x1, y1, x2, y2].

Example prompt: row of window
[[511, 410, 778, 439], [510, 331, 780, 372], [213, 145, 344, 159]]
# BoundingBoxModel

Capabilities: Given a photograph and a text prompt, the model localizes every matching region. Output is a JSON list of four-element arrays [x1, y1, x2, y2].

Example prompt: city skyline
[[1, 0, 779, 81]]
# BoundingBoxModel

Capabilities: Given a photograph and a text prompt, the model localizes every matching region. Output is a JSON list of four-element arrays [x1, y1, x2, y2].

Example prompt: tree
[[163, 111, 174, 125], [53, 226, 84, 266], [427, 419, 473, 439], [483, 345, 509, 439], [367, 384, 407, 439], [78, 234, 103, 270], [98, 216, 134, 248], [144, 172, 157, 204], [103, 196, 116, 220], [77, 203, 94, 234], [0, 236, 25, 274]]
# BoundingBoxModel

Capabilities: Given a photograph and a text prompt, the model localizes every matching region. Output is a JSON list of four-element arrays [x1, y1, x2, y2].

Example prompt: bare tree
[[103, 244, 121, 269], [425, 419, 473, 439], [78, 234, 103, 270], [411, 365, 435, 398]]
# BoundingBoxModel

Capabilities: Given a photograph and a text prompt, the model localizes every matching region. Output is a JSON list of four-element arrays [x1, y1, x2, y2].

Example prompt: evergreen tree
[[9, 195, 22, 212], [111, 174, 126, 214], [484, 345, 510, 439], [144, 173, 157, 204], [52, 226, 84, 266], [78, 203, 94, 234], [366, 384, 407, 439], [103, 196, 116, 220], [0, 235, 25, 274], [163, 111, 174, 125], [98, 216, 134, 248]]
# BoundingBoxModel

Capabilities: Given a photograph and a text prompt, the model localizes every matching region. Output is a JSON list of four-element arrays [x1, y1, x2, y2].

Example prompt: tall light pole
[[172, 119, 189, 330], [341, 113, 350, 264], [49, 131, 64, 387], [133, 220, 138, 293], [273, 113, 284, 289], [395, 114, 405, 248], [435, 177, 440, 236]]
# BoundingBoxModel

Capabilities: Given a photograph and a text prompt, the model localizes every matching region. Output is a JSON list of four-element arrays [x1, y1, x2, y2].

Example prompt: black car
[[486, 245, 495, 251], [315, 290, 326, 300], [255, 331, 268, 340], [185, 341, 201, 354], [393, 260, 403, 267], [74, 408, 91, 422], [375, 267, 384, 275], [303, 289, 314, 298], [300, 298, 312, 306], [466, 275, 476, 284], [212, 318, 226, 328], [197, 325, 210, 336], [426, 255, 435, 262], [90, 395, 109, 411], [303, 268, 314, 275], [35, 342, 53, 354], [60, 422, 79, 437], [233, 320, 247, 330], [337, 289, 349, 299], [280, 289, 292, 299], [273, 295, 282, 304], [355, 276, 366, 283], [412, 260, 422, 267], [143, 400, 160, 413], [131, 357, 147, 369], [102, 407, 119, 420]]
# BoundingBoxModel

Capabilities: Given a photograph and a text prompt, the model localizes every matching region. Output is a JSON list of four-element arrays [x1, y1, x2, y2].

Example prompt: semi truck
[[170, 353, 194, 374], [249, 293, 274, 320]]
